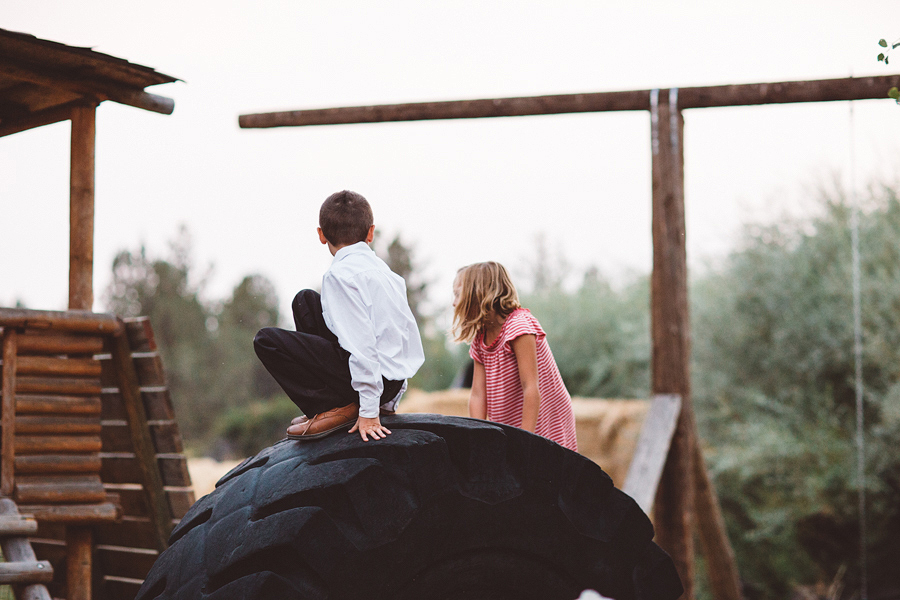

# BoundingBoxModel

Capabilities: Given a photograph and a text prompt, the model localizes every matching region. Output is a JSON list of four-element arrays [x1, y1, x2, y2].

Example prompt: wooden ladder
[[0, 498, 52, 600]]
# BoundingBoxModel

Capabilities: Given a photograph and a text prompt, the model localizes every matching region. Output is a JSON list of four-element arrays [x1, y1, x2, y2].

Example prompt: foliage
[[691, 184, 900, 599], [876, 38, 900, 101], [375, 232, 465, 391], [521, 269, 651, 399], [103, 228, 284, 453]]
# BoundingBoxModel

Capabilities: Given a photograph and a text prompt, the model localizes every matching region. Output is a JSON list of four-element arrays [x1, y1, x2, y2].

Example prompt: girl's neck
[[482, 311, 507, 345]]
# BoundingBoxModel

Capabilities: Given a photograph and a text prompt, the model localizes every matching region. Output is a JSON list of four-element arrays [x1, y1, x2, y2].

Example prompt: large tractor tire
[[137, 414, 682, 600]]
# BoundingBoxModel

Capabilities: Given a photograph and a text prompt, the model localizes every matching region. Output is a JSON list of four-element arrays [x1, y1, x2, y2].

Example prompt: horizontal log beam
[[17, 332, 105, 356], [16, 356, 102, 378], [16, 394, 102, 415], [239, 74, 900, 128], [17, 501, 120, 523], [15, 435, 102, 454], [0, 308, 121, 335], [0, 515, 38, 536], [16, 453, 102, 474], [0, 561, 53, 584]]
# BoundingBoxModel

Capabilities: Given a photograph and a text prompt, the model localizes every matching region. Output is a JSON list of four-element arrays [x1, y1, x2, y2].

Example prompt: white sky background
[[1, 0, 899, 322]]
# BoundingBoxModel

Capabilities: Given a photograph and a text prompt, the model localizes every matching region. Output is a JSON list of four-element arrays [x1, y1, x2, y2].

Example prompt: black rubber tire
[[137, 414, 682, 600]]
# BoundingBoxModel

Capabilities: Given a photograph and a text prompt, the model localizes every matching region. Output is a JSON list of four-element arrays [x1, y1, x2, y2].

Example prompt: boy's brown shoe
[[287, 403, 358, 441]]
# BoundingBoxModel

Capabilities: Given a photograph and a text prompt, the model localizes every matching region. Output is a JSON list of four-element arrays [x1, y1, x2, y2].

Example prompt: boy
[[253, 190, 424, 441]]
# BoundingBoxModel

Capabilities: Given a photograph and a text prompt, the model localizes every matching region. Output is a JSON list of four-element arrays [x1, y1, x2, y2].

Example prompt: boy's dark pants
[[253, 289, 403, 418]]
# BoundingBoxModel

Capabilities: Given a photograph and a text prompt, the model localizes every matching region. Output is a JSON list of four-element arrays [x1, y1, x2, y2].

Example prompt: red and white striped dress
[[470, 308, 577, 451]]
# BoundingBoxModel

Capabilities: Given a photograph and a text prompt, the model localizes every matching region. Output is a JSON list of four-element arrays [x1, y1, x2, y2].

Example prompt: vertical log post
[[69, 104, 97, 311], [650, 88, 696, 599], [694, 441, 743, 600], [65, 526, 92, 600], [2, 329, 18, 497]]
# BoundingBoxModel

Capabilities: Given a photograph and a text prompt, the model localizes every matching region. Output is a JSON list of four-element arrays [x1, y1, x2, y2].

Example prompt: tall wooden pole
[[650, 88, 695, 599], [67, 103, 97, 600], [69, 104, 96, 311]]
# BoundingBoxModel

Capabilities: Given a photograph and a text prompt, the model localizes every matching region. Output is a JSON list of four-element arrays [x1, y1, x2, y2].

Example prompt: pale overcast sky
[[2, 1, 899, 320]]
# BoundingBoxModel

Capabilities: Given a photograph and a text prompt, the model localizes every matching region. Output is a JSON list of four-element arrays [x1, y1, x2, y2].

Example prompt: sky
[[2, 0, 899, 322]]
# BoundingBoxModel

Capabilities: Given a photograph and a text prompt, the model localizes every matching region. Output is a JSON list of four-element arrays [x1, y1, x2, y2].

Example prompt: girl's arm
[[510, 334, 541, 433], [469, 360, 487, 420]]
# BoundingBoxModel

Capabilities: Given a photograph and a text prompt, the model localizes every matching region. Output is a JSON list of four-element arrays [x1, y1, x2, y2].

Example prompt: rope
[[848, 100, 868, 600]]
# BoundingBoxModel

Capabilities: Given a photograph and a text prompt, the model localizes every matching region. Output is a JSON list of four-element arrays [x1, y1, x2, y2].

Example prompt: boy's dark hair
[[319, 190, 374, 246]]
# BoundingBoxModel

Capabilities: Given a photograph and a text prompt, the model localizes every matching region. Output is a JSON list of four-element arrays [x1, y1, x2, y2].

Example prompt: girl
[[452, 262, 577, 451]]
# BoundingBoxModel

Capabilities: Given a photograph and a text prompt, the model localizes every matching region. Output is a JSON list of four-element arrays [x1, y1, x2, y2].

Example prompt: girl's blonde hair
[[452, 262, 521, 343]]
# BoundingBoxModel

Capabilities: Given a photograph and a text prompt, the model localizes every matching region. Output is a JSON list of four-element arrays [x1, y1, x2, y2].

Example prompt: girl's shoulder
[[502, 308, 545, 339]]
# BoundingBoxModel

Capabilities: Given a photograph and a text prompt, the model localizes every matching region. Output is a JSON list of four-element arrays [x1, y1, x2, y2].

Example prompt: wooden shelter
[[239, 73, 900, 600], [0, 29, 190, 600], [0, 27, 177, 311]]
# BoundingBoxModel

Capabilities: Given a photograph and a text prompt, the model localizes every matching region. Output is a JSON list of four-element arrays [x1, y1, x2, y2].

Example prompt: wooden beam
[[239, 74, 900, 128], [622, 394, 682, 514], [0, 102, 75, 138], [108, 328, 172, 552], [69, 105, 96, 311], [0, 499, 53, 600], [694, 440, 743, 600], [66, 526, 93, 600], [649, 89, 696, 600], [0, 60, 175, 115], [0, 307, 121, 335], [2, 329, 18, 496]]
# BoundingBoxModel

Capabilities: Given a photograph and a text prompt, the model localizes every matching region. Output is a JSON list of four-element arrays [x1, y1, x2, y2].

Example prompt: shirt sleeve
[[469, 335, 483, 363], [321, 271, 384, 418], [502, 310, 545, 354]]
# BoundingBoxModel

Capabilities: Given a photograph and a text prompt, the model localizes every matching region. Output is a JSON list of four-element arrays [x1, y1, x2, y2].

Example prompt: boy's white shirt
[[320, 242, 425, 418]]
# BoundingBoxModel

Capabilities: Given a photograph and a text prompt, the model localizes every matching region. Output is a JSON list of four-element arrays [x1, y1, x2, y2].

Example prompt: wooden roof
[[0, 28, 178, 137]]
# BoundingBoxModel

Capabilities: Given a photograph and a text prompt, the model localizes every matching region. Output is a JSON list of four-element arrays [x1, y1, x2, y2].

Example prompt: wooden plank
[[18, 502, 119, 524], [0, 500, 53, 600], [622, 394, 682, 513], [15, 435, 102, 454], [16, 356, 101, 378], [102, 420, 184, 454], [239, 74, 900, 128], [15, 475, 106, 504], [15, 376, 101, 396], [0, 309, 120, 336], [102, 576, 144, 600], [109, 330, 172, 550], [649, 90, 696, 600], [0, 515, 38, 536], [95, 545, 158, 581], [66, 526, 92, 600], [132, 353, 165, 385], [16, 332, 104, 356], [104, 484, 194, 520], [17, 415, 101, 435], [123, 317, 157, 352], [693, 441, 743, 600], [101, 453, 192, 487], [16, 394, 102, 415], [15, 454, 102, 474], [0, 101, 75, 138], [0, 60, 175, 115], [93, 516, 168, 550], [69, 104, 96, 311], [2, 329, 17, 495], [101, 388, 174, 421], [0, 561, 54, 584]]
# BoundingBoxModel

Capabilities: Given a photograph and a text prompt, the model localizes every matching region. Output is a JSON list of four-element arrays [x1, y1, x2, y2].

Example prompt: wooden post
[[66, 526, 92, 600], [69, 104, 96, 311], [2, 329, 18, 496], [650, 88, 696, 599], [694, 441, 743, 600]]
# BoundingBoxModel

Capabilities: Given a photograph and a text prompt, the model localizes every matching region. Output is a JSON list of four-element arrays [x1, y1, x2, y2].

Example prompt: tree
[[691, 182, 900, 599]]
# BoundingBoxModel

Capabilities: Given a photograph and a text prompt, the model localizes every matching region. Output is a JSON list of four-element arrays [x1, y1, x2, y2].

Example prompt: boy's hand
[[349, 416, 391, 441]]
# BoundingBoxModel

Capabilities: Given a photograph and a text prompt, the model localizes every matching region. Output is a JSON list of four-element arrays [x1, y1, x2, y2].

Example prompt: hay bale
[[398, 389, 648, 487]]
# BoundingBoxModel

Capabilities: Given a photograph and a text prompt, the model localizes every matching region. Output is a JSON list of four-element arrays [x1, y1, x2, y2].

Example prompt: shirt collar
[[333, 241, 372, 262]]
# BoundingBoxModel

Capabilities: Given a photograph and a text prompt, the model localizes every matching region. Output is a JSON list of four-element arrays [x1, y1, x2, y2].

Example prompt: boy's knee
[[253, 328, 277, 355], [292, 289, 320, 311]]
